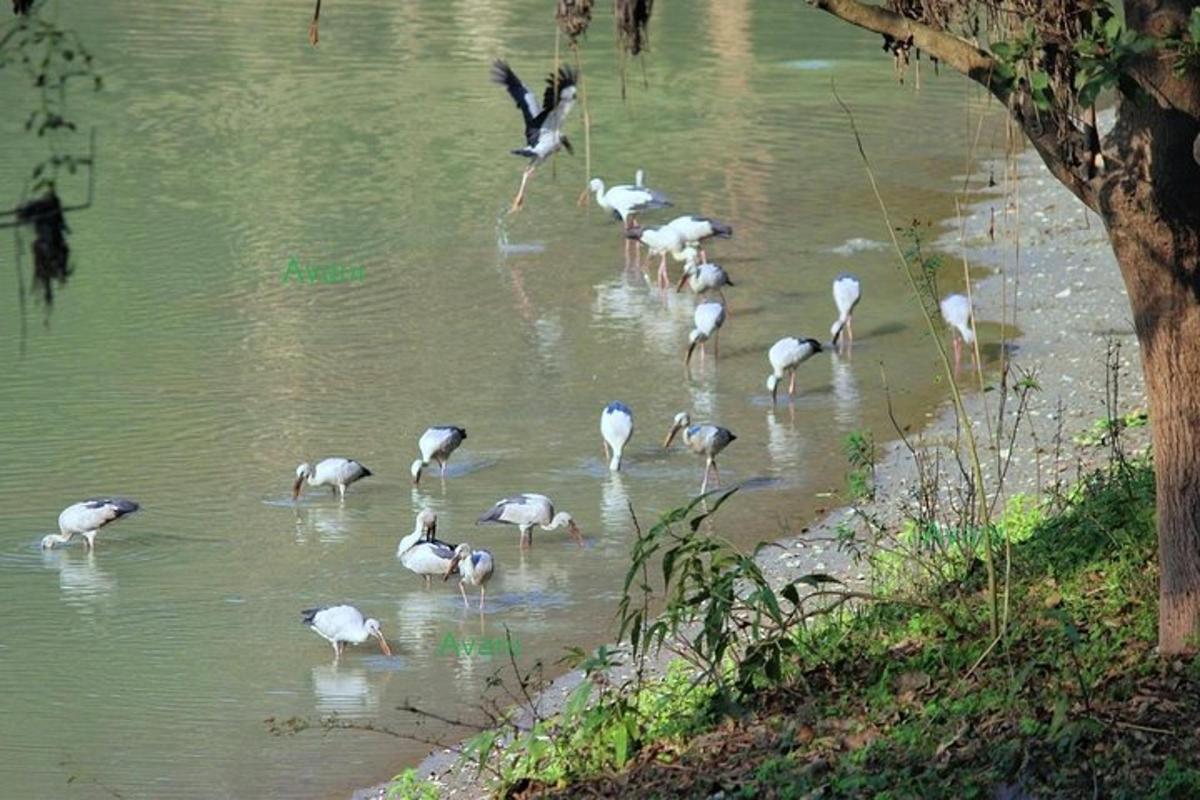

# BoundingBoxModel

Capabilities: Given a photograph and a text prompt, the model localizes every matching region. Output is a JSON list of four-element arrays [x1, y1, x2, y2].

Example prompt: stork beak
[[291, 475, 304, 501], [675, 271, 689, 292], [663, 424, 681, 449], [375, 632, 392, 657], [444, 554, 461, 581], [685, 339, 699, 369], [568, 521, 584, 547], [771, 382, 779, 406]]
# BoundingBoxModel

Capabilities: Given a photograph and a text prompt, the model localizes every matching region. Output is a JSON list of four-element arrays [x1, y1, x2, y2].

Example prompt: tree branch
[[808, 0, 1099, 211]]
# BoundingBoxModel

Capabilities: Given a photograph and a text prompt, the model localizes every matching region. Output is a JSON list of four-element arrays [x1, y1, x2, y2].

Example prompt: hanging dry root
[[17, 191, 72, 305], [308, 0, 321, 46], [556, 0, 593, 43], [12, 0, 34, 15], [614, 0, 653, 56]]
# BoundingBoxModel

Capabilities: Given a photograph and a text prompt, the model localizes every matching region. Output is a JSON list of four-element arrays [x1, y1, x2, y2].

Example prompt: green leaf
[[1104, 16, 1122, 42], [990, 41, 1014, 60], [1029, 70, 1050, 91], [1190, 8, 1200, 43], [689, 486, 739, 531], [564, 679, 593, 718], [611, 721, 629, 767]]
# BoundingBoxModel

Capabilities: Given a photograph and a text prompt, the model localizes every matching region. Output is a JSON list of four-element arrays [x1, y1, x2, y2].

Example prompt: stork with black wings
[[491, 60, 578, 212]]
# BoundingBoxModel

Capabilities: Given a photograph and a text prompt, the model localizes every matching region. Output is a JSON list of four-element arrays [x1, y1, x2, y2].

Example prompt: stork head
[[410, 458, 425, 484], [767, 374, 781, 404], [292, 463, 313, 500], [416, 508, 438, 539], [680, 246, 700, 266], [363, 618, 392, 656], [588, 177, 604, 195], [664, 411, 690, 448], [551, 512, 584, 546], [444, 542, 472, 580]]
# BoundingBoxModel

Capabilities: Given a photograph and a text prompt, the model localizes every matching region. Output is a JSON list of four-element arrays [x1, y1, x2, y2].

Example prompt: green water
[[0, 1, 998, 797]]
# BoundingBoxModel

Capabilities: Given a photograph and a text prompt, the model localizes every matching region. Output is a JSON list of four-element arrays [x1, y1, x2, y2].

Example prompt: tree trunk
[[1102, 95, 1200, 655]]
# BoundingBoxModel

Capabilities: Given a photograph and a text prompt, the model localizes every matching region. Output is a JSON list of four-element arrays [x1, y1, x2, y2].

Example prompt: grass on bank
[[389, 457, 1199, 799]]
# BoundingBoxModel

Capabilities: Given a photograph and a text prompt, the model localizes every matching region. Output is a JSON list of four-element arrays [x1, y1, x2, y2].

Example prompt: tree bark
[[1101, 82, 1200, 654]]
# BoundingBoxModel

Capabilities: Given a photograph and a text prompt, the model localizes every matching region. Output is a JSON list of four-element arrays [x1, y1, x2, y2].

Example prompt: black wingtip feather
[[300, 607, 322, 626]]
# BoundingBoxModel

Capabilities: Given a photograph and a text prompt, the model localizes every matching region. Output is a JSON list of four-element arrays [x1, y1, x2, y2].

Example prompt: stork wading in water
[[664, 215, 733, 263], [444, 543, 495, 611], [663, 412, 737, 494], [40, 498, 140, 549], [300, 605, 392, 660], [767, 336, 824, 405], [411, 426, 467, 485], [601, 401, 634, 472], [625, 223, 688, 288], [677, 259, 734, 303], [685, 300, 727, 370], [939, 293, 976, 376], [491, 59, 577, 213], [397, 509, 459, 587], [830, 273, 862, 351], [477, 493, 583, 548], [292, 458, 372, 502], [589, 170, 672, 230]]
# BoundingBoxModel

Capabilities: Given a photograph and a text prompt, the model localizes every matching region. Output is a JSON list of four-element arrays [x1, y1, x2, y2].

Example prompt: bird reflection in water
[[293, 504, 351, 544], [831, 353, 862, 428], [42, 548, 116, 611], [600, 472, 631, 535], [766, 407, 806, 474], [311, 663, 383, 718]]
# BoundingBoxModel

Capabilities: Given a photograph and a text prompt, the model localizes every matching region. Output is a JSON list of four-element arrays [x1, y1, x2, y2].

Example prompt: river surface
[[0, 1, 999, 797]]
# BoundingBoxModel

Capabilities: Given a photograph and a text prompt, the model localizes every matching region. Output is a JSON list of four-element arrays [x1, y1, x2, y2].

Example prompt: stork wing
[[537, 66, 577, 129], [491, 60, 540, 129]]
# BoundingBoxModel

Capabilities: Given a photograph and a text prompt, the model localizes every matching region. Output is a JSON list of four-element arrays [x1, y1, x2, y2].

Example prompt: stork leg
[[847, 316, 854, 348], [714, 330, 720, 359], [459, 581, 470, 609], [83, 530, 97, 549], [711, 460, 721, 487], [439, 458, 447, 480], [338, 484, 346, 502], [511, 166, 535, 213], [700, 248, 709, 263], [479, 586, 486, 613], [603, 440, 611, 462], [700, 463, 710, 495], [952, 336, 963, 377], [788, 371, 796, 398], [520, 526, 532, 549], [657, 253, 669, 289]]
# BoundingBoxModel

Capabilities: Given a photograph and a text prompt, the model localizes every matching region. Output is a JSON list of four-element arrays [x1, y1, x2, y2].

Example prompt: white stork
[[397, 509, 459, 587], [601, 401, 634, 472], [677, 260, 734, 302], [444, 543, 495, 611], [40, 498, 140, 549], [293, 457, 372, 502], [663, 412, 737, 494], [589, 171, 672, 229], [685, 300, 727, 368], [939, 293, 976, 375], [477, 493, 582, 548], [491, 60, 577, 212], [665, 215, 733, 262], [300, 605, 392, 659], [830, 273, 862, 349], [625, 223, 688, 288], [411, 426, 467, 485], [767, 336, 824, 405]]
